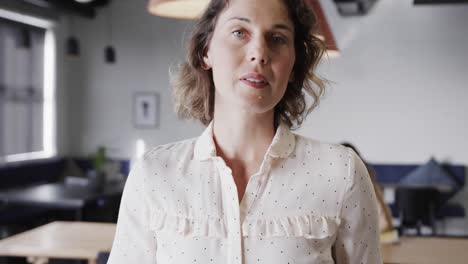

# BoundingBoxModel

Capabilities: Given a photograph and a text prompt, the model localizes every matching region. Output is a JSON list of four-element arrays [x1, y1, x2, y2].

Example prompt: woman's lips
[[241, 79, 268, 89], [240, 73, 269, 89]]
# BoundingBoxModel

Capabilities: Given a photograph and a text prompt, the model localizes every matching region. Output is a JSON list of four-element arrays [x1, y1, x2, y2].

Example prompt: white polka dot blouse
[[108, 121, 383, 264]]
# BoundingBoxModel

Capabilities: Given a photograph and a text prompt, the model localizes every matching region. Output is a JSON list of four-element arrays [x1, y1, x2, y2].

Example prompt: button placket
[[214, 157, 243, 264], [239, 156, 273, 222]]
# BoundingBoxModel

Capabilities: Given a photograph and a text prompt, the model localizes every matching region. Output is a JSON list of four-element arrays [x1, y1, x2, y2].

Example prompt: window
[[0, 11, 56, 163]]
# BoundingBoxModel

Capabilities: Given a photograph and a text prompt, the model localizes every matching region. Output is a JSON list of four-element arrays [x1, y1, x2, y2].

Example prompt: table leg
[[27, 256, 49, 264]]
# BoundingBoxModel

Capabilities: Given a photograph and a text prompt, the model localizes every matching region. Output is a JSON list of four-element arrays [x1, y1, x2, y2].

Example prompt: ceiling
[[15, 0, 468, 19]]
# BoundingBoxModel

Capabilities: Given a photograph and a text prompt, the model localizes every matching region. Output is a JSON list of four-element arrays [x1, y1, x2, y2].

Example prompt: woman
[[108, 0, 382, 263]]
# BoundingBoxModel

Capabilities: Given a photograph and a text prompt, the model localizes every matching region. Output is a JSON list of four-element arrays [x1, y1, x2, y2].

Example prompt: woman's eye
[[272, 35, 288, 45], [232, 30, 245, 39]]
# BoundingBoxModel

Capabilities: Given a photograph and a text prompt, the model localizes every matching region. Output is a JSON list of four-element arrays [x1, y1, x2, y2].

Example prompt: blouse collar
[[193, 121, 296, 161]]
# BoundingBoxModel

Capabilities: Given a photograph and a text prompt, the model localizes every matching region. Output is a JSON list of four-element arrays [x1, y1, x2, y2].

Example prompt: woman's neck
[[212, 109, 275, 166]]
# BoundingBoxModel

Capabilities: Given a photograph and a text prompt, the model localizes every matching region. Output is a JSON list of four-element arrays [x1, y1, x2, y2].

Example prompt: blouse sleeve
[[333, 149, 383, 263], [107, 158, 157, 263]]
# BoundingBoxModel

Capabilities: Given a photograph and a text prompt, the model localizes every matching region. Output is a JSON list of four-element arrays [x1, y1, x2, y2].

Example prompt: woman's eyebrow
[[273, 24, 293, 33], [226, 16, 293, 33]]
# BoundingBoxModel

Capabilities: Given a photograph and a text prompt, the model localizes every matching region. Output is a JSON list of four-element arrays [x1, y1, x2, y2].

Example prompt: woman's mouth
[[240, 73, 269, 89]]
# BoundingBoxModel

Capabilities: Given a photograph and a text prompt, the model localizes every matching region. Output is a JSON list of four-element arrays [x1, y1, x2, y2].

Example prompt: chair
[[395, 187, 440, 236]]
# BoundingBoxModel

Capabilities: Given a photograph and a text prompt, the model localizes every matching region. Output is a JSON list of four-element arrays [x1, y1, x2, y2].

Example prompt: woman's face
[[203, 0, 296, 116]]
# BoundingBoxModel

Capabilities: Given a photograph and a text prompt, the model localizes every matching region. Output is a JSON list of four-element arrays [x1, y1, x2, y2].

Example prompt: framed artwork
[[133, 92, 160, 128]]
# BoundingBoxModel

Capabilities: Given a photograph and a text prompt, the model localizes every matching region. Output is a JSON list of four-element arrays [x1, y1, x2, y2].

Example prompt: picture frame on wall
[[133, 92, 160, 128]]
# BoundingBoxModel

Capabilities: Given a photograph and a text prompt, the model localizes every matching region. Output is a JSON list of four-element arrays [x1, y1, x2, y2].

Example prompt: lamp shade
[[305, 0, 339, 57], [147, 0, 210, 19]]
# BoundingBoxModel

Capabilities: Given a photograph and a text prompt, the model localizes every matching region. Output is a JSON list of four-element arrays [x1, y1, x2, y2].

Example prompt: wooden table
[[382, 237, 468, 264], [2, 222, 467, 264], [0, 221, 115, 264]]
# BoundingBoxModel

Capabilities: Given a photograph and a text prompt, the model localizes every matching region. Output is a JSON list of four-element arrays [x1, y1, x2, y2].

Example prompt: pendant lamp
[[147, 0, 210, 19], [147, 0, 338, 56], [105, 4, 116, 64], [66, 36, 80, 56], [305, 0, 340, 58], [105, 45, 116, 63], [66, 16, 80, 57]]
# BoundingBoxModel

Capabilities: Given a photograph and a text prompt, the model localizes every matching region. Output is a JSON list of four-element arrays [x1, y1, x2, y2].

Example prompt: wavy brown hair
[[171, 0, 327, 129]]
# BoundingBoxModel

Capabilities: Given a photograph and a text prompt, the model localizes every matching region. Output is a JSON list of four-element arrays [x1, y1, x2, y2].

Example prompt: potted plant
[[88, 146, 107, 190]]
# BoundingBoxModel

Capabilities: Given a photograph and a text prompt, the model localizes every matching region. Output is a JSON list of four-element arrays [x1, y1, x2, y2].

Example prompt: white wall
[[303, 0, 468, 165]]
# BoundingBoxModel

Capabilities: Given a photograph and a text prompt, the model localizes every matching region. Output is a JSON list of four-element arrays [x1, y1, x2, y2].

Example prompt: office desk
[[382, 237, 468, 264], [0, 181, 125, 220], [0, 221, 115, 264]]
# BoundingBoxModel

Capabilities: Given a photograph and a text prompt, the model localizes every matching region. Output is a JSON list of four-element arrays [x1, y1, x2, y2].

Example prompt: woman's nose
[[250, 55, 267, 64], [249, 38, 269, 65]]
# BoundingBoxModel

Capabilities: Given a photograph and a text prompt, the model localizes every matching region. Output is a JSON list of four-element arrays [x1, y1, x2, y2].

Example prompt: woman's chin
[[216, 90, 278, 115], [236, 97, 276, 115]]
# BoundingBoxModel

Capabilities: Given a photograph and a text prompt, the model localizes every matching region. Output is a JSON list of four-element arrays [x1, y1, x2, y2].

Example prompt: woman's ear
[[202, 52, 212, 70]]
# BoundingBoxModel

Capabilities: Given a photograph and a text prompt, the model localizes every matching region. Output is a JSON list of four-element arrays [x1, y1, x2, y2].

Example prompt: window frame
[[0, 8, 56, 164]]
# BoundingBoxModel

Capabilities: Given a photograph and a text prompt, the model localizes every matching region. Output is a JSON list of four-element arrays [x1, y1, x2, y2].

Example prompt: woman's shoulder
[[139, 137, 199, 164], [292, 134, 368, 190], [293, 133, 353, 159]]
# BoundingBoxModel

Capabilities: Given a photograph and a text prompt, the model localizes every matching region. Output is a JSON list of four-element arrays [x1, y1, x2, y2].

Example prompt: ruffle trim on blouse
[[242, 214, 341, 239], [149, 209, 227, 238]]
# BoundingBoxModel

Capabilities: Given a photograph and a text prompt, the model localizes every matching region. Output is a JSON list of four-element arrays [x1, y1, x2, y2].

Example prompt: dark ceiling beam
[[414, 0, 468, 4], [44, 0, 96, 18], [0, 0, 59, 21], [7, 0, 111, 19]]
